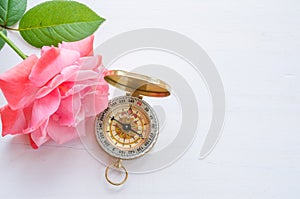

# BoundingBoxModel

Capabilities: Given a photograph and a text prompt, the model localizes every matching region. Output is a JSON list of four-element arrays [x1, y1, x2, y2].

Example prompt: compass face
[[95, 96, 159, 160]]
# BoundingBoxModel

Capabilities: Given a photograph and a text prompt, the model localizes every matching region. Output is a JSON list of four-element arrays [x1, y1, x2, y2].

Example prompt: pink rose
[[0, 36, 109, 148]]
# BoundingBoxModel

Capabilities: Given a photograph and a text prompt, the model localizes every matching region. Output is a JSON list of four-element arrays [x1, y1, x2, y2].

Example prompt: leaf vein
[[19, 20, 102, 31], [59, 25, 77, 39], [0, 3, 6, 12], [31, 29, 47, 45], [5, 0, 11, 26], [49, 28, 69, 41]]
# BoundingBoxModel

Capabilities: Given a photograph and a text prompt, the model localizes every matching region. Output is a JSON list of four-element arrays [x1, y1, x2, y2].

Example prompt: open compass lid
[[103, 70, 171, 97]]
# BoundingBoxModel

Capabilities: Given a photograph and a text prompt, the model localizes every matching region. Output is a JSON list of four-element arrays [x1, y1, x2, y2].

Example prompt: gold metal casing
[[104, 70, 171, 97]]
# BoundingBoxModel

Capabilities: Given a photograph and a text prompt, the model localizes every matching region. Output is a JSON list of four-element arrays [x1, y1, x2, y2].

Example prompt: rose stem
[[0, 31, 27, 60]]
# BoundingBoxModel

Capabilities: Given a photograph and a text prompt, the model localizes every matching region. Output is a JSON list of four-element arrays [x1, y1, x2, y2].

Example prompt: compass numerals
[[140, 132, 155, 148], [119, 99, 126, 103], [128, 99, 135, 103], [95, 96, 159, 160], [118, 150, 125, 155], [128, 150, 136, 155], [99, 107, 110, 122], [151, 123, 156, 129], [103, 140, 110, 147], [111, 101, 117, 106]]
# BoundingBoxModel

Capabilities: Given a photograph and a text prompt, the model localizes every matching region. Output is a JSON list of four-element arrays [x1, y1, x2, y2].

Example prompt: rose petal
[[35, 65, 78, 99], [0, 106, 27, 136], [29, 134, 38, 149], [29, 48, 80, 87], [59, 35, 94, 57], [94, 91, 109, 114], [96, 80, 109, 93], [72, 70, 108, 97], [81, 89, 108, 117], [71, 81, 99, 95], [53, 94, 81, 127], [47, 118, 79, 144], [76, 70, 100, 82], [0, 55, 39, 110], [25, 88, 61, 133], [78, 55, 102, 70], [30, 120, 50, 148]]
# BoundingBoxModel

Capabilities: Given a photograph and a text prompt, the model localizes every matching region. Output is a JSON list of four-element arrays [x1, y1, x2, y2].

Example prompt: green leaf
[[0, 0, 27, 26], [19, 1, 105, 48], [0, 29, 7, 50]]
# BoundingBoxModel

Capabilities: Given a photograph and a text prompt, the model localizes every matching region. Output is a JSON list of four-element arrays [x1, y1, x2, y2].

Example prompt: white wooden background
[[0, 0, 299, 198]]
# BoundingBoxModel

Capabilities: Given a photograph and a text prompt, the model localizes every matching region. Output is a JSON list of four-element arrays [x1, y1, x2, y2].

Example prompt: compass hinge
[[126, 92, 143, 99]]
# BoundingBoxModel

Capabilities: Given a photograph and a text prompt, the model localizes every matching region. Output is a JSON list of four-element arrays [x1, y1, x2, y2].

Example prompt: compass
[[95, 70, 170, 186], [96, 96, 158, 160]]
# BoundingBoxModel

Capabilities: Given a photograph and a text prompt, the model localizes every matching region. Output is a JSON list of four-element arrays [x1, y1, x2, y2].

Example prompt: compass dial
[[95, 96, 159, 159]]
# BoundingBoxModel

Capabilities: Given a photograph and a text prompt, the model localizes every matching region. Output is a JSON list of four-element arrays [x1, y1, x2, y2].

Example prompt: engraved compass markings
[[127, 106, 133, 115], [96, 96, 158, 159]]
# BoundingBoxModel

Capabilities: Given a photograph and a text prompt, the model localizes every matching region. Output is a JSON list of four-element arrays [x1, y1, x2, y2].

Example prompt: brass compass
[[95, 70, 170, 186]]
